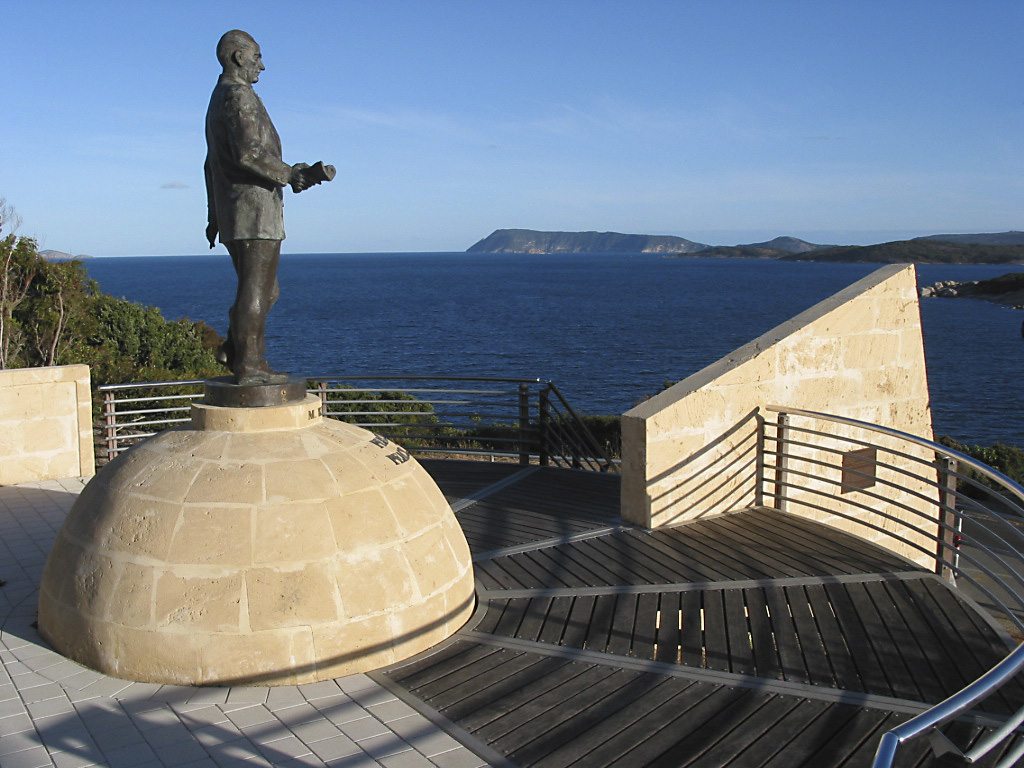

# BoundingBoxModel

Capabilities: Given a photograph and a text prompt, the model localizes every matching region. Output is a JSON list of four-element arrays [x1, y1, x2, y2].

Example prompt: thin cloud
[[161, 182, 188, 189]]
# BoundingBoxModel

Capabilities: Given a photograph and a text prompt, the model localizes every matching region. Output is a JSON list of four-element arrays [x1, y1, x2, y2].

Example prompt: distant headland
[[40, 250, 91, 260], [466, 228, 1024, 264]]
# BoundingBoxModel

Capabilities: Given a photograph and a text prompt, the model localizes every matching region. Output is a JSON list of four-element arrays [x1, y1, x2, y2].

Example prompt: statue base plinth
[[37, 396, 475, 686], [204, 375, 307, 408]]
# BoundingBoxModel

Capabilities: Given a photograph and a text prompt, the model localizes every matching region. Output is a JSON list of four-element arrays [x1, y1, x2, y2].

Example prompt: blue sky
[[5, 1, 1023, 255]]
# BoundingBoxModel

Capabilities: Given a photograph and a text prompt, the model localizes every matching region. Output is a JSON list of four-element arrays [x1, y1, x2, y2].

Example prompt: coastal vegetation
[[0, 199, 222, 386]]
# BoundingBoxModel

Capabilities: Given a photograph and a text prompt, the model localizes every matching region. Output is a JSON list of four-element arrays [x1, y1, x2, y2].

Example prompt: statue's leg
[[225, 239, 286, 385]]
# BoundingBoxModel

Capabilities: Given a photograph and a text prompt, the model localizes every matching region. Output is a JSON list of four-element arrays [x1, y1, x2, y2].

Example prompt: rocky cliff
[[467, 229, 709, 254]]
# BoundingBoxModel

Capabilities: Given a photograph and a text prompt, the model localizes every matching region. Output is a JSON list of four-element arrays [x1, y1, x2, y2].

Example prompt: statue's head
[[216, 30, 264, 84]]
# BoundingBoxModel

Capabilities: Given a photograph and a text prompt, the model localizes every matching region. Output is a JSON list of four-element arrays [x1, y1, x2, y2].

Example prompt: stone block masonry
[[621, 264, 936, 567], [0, 364, 94, 485]]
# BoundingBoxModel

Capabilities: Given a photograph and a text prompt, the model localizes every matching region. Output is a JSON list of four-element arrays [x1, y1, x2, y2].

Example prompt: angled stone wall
[[0, 365, 94, 484], [621, 264, 936, 566]]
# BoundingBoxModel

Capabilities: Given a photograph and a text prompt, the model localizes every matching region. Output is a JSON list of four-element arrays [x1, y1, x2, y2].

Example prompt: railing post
[[937, 454, 960, 583], [103, 390, 117, 461], [774, 413, 791, 512], [538, 384, 550, 467], [517, 383, 531, 465], [317, 380, 328, 411], [755, 409, 765, 507]]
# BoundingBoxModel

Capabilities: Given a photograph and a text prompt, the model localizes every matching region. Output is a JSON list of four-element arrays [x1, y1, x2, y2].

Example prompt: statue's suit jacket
[[205, 75, 292, 243]]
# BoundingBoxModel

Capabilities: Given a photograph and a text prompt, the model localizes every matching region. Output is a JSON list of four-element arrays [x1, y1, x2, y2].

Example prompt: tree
[[0, 199, 37, 368], [0, 198, 224, 385]]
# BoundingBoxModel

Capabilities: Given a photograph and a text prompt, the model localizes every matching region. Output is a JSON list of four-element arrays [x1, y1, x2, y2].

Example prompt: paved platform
[[4, 462, 1024, 767], [0, 477, 490, 768]]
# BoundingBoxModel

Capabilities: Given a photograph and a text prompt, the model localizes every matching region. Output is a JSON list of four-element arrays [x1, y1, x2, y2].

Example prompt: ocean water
[[82, 253, 1023, 446]]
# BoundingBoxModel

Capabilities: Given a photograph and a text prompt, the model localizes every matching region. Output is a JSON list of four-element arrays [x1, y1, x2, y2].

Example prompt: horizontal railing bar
[[109, 417, 191, 430], [108, 406, 193, 417], [767, 405, 1024, 513], [767, 486, 1024, 632], [104, 393, 202, 405], [98, 379, 207, 391], [307, 375, 541, 384]]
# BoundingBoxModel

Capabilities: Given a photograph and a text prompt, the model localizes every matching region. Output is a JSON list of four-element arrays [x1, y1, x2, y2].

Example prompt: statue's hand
[[289, 163, 312, 193], [206, 222, 217, 249]]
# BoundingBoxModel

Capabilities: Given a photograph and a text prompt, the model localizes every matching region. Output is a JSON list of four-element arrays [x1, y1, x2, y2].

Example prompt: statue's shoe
[[235, 365, 290, 386], [216, 340, 234, 368]]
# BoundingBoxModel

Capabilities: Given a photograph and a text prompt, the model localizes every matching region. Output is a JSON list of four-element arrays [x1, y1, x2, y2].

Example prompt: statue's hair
[[216, 30, 257, 68]]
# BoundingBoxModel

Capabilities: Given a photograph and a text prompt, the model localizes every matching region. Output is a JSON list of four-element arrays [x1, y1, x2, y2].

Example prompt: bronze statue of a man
[[204, 29, 331, 386]]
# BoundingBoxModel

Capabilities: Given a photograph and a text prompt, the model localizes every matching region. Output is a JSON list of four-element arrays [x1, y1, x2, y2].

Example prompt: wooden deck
[[369, 460, 1024, 767]]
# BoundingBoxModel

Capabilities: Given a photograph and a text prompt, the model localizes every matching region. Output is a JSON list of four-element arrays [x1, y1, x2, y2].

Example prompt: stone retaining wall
[[0, 365, 94, 484], [620, 264, 936, 567]]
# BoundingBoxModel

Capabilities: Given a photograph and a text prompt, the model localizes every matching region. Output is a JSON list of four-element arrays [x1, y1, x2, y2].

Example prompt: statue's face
[[236, 43, 265, 84]]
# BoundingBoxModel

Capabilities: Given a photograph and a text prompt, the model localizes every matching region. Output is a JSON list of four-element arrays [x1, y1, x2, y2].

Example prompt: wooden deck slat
[[492, 597, 530, 639], [537, 596, 574, 646], [746, 588, 781, 680], [660, 522, 775, 580], [396, 464, 1024, 766], [724, 588, 756, 676], [582, 594, 617, 652], [632, 592, 660, 660], [855, 581, 929, 701], [475, 597, 510, 635], [535, 677, 686, 768], [392, 641, 505, 694], [892, 579, 994, 699], [709, 514, 824, 577], [638, 688, 780, 768], [559, 595, 597, 648], [493, 669, 648, 761], [671, 695, 807, 768], [572, 536, 679, 585], [827, 580, 899, 697], [439, 652, 567, 720], [456, 656, 592, 733], [475, 663, 621, 743], [764, 587, 810, 684], [654, 592, 683, 665], [681, 590, 704, 668], [785, 585, 838, 687], [804, 584, 863, 691], [516, 596, 553, 643], [504, 673, 669, 766], [607, 593, 639, 656], [762, 705, 890, 768], [739, 511, 882, 576]]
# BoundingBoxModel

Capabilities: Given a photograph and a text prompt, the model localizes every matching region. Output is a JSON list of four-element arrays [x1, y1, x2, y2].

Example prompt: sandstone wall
[[621, 264, 937, 567], [0, 365, 94, 484]]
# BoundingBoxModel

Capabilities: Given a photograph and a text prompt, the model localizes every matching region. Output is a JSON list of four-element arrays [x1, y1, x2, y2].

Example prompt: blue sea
[[82, 253, 1023, 447]]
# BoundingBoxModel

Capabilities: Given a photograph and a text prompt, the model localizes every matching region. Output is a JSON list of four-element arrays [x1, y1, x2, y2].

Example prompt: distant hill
[[467, 229, 708, 254], [783, 240, 1024, 265], [740, 236, 831, 253], [683, 237, 831, 259], [914, 231, 1024, 246], [40, 249, 91, 260], [466, 229, 1024, 263]]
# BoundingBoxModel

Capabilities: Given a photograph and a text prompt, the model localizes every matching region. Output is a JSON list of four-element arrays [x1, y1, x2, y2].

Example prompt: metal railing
[[760, 406, 1024, 767], [96, 375, 617, 473]]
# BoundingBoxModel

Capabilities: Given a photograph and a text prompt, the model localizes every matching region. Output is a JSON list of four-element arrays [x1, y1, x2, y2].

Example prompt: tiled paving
[[0, 478, 491, 768]]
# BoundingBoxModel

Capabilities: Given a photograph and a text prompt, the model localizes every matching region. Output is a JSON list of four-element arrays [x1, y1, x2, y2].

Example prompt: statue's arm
[[224, 88, 293, 186], [203, 159, 218, 248]]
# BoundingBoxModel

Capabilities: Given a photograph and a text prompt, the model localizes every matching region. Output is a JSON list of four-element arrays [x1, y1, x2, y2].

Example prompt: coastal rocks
[[920, 275, 1024, 309], [919, 280, 977, 298]]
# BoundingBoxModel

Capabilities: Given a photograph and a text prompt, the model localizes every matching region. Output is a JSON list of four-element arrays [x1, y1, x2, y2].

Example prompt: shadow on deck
[[372, 460, 1024, 768]]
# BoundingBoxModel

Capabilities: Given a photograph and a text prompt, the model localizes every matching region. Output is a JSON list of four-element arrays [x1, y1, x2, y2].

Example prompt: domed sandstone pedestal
[[38, 396, 475, 685]]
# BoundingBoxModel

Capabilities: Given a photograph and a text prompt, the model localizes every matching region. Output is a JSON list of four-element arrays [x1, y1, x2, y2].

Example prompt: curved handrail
[[765, 406, 1024, 767]]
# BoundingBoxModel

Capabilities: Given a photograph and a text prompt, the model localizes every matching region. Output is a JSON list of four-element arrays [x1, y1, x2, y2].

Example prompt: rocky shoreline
[[920, 273, 1024, 309]]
